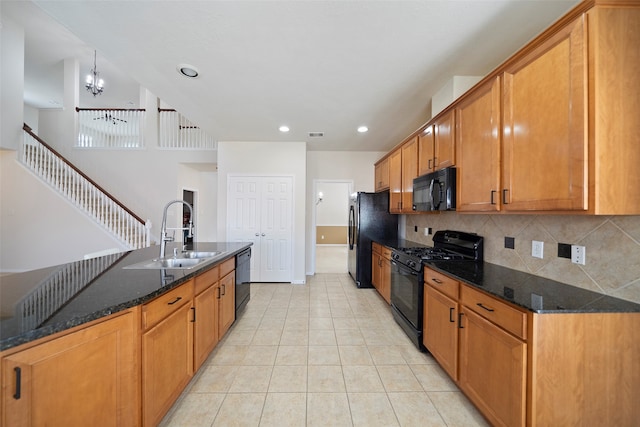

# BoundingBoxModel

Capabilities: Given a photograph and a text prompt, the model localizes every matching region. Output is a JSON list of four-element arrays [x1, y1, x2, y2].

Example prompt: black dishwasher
[[235, 248, 251, 315]]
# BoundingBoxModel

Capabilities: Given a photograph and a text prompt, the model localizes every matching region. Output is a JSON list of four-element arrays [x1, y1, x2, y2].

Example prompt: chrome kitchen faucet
[[160, 199, 194, 258]]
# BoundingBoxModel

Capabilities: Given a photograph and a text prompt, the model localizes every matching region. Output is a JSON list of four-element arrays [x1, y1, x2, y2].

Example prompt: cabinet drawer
[[381, 246, 392, 260], [143, 281, 194, 330], [194, 265, 219, 295], [219, 258, 235, 278], [424, 268, 459, 300], [460, 285, 526, 340]]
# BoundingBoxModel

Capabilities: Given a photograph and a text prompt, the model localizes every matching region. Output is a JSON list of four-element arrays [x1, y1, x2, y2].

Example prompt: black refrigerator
[[348, 191, 398, 288]]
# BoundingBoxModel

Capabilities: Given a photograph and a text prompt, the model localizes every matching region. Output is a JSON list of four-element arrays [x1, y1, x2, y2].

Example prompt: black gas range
[[390, 230, 483, 350]]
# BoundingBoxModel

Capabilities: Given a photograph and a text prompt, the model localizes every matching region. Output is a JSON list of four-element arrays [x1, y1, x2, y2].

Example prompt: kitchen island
[[0, 242, 251, 426]]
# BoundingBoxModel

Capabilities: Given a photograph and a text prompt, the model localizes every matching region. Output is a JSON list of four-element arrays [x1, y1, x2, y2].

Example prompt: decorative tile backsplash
[[406, 213, 640, 304]]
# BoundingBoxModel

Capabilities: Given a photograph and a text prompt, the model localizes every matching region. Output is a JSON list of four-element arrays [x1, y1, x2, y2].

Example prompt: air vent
[[308, 132, 324, 137]]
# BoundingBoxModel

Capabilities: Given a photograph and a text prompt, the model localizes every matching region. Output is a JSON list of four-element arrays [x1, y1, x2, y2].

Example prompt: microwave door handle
[[429, 179, 435, 210]]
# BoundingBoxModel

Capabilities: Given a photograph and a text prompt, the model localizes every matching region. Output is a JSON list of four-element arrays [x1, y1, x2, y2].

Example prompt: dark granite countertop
[[425, 261, 640, 314], [375, 239, 640, 314], [0, 242, 252, 352]]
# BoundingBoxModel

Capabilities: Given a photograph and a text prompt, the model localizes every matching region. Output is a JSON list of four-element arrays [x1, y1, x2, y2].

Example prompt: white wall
[[217, 141, 307, 284], [316, 182, 350, 226], [0, 150, 125, 271], [1, 14, 24, 151]]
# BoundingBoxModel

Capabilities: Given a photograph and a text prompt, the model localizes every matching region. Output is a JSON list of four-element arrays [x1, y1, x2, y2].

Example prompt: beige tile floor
[[160, 273, 490, 427]]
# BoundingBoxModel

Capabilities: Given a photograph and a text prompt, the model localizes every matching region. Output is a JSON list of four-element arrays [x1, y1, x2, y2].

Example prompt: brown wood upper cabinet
[[419, 111, 455, 177], [388, 149, 402, 213], [457, 4, 640, 214], [418, 125, 435, 175], [502, 15, 587, 211], [388, 137, 418, 214], [401, 137, 419, 213], [374, 157, 390, 192], [456, 76, 502, 212]]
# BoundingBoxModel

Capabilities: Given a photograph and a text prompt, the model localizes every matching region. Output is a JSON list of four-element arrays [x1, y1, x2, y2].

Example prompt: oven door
[[390, 260, 423, 330]]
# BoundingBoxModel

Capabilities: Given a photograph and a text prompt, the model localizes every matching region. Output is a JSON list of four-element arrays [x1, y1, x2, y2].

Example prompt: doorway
[[312, 180, 353, 274], [182, 189, 195, 245]]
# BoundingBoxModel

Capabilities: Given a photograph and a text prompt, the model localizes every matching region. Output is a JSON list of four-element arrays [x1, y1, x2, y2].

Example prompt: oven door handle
[[391, 261, 420, 276]]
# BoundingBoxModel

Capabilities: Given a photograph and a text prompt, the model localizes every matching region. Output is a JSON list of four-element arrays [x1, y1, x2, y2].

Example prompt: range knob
[[408, 260, 416, 268]]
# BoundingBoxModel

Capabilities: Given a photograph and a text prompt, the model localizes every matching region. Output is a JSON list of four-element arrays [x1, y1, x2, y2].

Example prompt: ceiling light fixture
[[177, 64, 199, 78], [85, 50, 104, 96], [357, 126, 368, 133], [279, 125, 290, 133]]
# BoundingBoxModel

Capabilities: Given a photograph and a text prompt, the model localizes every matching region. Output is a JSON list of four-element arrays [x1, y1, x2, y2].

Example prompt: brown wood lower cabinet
[[422, 266, 639, 426], [1, 309, 140, 427], [371, 242, 391, 304], [458, 306, 527, 427], [142, 280, 195, 427], [218, 269, 235, 337]]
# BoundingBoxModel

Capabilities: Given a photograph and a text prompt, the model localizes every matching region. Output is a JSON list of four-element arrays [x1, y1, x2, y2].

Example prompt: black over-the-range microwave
[[412, 167, 456, 211]]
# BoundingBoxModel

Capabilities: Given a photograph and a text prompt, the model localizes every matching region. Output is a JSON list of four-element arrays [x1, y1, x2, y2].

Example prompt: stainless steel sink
[[124, 257, 209, 270], [180, 251, 225, 259]]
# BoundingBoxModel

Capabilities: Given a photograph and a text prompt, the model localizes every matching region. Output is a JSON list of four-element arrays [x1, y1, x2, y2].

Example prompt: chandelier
[[85, 50, 104, 96]]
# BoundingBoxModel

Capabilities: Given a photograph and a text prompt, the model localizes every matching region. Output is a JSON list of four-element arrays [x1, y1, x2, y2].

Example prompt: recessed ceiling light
[[357, 126, 369, 133], [279, 125, 290, 133], [177, 64, 199, 78]]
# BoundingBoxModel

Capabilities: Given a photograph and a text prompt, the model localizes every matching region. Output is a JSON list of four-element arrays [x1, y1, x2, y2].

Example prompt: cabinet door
[[2, 311, 139, 427], [375, 158, 390, 192], [502, 16, 587, 211], [423, 285, 458, 380], [458, 307, 527, 427], [401, 137, 419, 213], [434, 110, 455, 170], [418, 126, 435, 175], [456, 76, 502, 212], [218, 271, 236, 337], [389, 149, 403, 213], [371, 245, 381, 292], [380, 250, 391, 304], [194, 284, 219, 370], [142, 302, 194, 427]]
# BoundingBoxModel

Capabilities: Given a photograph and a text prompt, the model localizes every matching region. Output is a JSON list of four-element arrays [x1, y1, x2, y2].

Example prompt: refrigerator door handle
[[348, 205, 355, 249]]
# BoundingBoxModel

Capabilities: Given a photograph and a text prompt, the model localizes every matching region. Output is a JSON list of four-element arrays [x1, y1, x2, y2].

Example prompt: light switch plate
[[532, 240, 544, 259]]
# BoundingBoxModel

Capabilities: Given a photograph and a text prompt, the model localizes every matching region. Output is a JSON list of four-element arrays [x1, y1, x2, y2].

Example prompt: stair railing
[[20, 124, 151, 249]]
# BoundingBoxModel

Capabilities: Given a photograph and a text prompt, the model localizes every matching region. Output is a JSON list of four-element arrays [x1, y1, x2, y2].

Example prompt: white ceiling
[[3, 0, 580, 152]]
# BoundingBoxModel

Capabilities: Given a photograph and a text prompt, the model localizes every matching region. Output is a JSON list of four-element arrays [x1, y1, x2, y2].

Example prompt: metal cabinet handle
[[191, 307, 196, 323], [255, 233, 260, 236], [431, 278, 443, 284], [490, 190, 497, 205], [221, 284, 226, 296], [168, 296, 182, 305], [502, 189, 509, 204], [261, 233, 266, 237], [458, 312, 464, 329], [477, 303, 495, 312], [13, 367, 21, 400], [449, 307, 455, 323], [217, 286, 221, 299]]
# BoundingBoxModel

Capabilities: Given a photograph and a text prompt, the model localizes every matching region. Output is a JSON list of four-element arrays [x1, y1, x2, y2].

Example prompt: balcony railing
[[76, 108, 145, 149], [158, 108, 217, 150]]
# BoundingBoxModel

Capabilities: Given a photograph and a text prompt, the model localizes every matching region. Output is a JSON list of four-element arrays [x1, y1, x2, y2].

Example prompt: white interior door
[[227, 176, 293, 282]]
